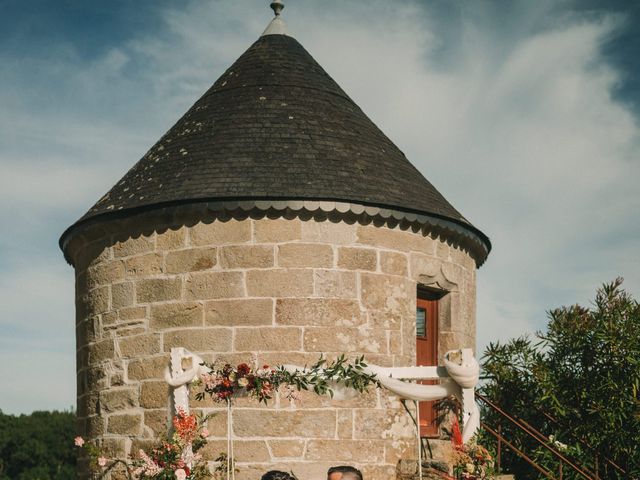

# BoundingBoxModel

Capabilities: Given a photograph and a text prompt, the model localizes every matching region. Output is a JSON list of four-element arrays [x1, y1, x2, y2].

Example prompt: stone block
[[85, 366, 108, 392], [112, 282, 135, 309], [97, 437, 128, 458], [258, 352, 325, 368], [140, 381, 169, 408], [77, 392, 100, 417], [278, 243, 333, 268], [89, 339, 115, 365], [233, 409, 335, 438], [435, 239, 450, 260], [118, 334, 161, 358], [254, 218, 301, 243], [114, 235, 154, 258], [441, 262, 462, 286], [409, 253, 439, 280], [77, 316, 100, 345], [108, 364, 126, 387], [357, 225, 431, 253], [220, 245, 274, 269], [204, 409, 229, 437], [205, 299, 273, 326], [276, 298, 365, 327], [107, 413, 143, 435], [337, 409, 353, 438], [313, 270, 356, 298], [234, 327, 301, 352], [368, 310, 402, 331], [136, 278, 182, 303], [150, 302, 203, 329], [156, 227, 187, 250], [112, 325, 146, 337], [185, 272, 245, 300], [269, 440, 306, 458], [201, 440, 271, 463], [360, 273, 414, 313], [306, 440, 385, 462], [380, 251, 408, 276], [100, 387, 138, 413], [87, 286, 109, 315], [127, 356, 169, 381], [77, 347, 89, 371], [87, 260, 125, 288], [338, 247, 377, 271], [246, 269, 313, 297], [86, 415, 105, 437], [303, 327, 386, 354], [389, 331, 402, 355], [125, 253, 164, 277], [286, 387, 377, 409], [144, 409, 170, 435], [361, 465, 397, 479], [301, 220, 356, 244], [354, 409, 414, 440], [163, 327, 232, 353], [190, 220, 251, 246], [165, 247, 217, 274], [118, 306, 147, 322]]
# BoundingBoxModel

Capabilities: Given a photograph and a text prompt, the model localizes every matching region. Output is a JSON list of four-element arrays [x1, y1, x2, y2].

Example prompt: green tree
[[0, 409, 76, 479], [480, 279, 640, 479]]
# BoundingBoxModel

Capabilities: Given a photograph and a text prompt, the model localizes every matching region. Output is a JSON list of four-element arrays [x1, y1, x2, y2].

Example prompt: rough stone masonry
[[71, 217, 477, 479]]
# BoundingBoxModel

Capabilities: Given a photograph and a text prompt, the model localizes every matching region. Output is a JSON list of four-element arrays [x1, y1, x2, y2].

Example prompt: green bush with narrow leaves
[[480, 278, 640, 479]]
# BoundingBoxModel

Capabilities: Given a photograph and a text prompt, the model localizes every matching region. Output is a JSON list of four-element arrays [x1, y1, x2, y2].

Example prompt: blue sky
[[1, 0, 638, 414]]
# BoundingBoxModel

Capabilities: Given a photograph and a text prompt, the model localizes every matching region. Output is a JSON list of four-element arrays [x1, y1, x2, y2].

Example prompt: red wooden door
[[416, 297, 439, 437]]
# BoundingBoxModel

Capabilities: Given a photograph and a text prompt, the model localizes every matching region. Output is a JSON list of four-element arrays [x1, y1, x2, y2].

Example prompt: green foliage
[[275, 354, 378, 398], [480, 279, 640, 479], [0, 409, 76, 480]]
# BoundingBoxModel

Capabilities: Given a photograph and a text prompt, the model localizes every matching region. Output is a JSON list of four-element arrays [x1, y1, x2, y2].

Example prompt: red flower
[[451, 416, 463, 449], [173, 408, 198, 443], [237, 363, 251, 376]]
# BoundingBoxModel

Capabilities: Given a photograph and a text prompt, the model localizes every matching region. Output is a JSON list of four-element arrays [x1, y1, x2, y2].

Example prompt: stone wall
[[72, 217, 477, 479]]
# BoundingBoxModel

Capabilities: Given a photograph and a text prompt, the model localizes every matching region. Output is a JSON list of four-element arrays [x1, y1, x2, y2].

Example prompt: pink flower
[[175, 468, 187, 480], [200, 428, 210, 438], [97, 456, 108, 467], [74, 436, 85, 447]]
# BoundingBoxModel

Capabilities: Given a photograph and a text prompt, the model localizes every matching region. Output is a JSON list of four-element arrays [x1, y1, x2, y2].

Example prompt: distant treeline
[[0, 409, 76, 479]]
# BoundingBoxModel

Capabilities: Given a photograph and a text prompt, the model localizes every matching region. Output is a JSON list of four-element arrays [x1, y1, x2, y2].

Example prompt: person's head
[[261, 471, 297, 480], [327, 466, 363, 480]]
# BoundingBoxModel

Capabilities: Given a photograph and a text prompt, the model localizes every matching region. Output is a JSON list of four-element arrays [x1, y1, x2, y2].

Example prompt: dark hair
[[327, 466, 363, 480], [261, 470, 298, 480]]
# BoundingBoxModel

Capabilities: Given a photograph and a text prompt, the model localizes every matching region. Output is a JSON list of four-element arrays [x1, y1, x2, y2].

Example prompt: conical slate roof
[[61, 29, 490, 264]]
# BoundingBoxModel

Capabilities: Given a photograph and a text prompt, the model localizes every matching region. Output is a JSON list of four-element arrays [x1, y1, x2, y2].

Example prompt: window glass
[[416, 307, 426, 338]]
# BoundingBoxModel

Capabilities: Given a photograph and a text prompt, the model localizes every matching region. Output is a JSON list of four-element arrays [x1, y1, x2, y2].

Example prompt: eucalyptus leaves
[[195, 354, 379, 404]]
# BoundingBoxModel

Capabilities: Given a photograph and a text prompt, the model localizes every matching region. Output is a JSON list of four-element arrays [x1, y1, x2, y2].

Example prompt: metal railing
[[475, 392, 626, 480]]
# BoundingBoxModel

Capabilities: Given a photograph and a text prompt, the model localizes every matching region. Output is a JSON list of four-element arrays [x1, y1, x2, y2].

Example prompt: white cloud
[[0, 0, 638, 413]]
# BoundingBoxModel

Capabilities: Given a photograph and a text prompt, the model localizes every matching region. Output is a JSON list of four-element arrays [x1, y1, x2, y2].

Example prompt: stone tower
[[60, 4, 490, 479]]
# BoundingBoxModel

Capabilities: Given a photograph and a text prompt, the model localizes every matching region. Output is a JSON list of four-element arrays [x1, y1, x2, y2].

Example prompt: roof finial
[[270, 0, 284, 17], [262, 0, 288, 36]]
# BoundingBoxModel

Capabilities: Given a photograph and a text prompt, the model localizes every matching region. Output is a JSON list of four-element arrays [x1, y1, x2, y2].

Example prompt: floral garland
[[196, 354, 379, 404]]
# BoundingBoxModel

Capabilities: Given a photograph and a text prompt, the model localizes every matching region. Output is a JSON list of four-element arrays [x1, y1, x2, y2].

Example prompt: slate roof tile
[[64, 33, 489, 257]]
